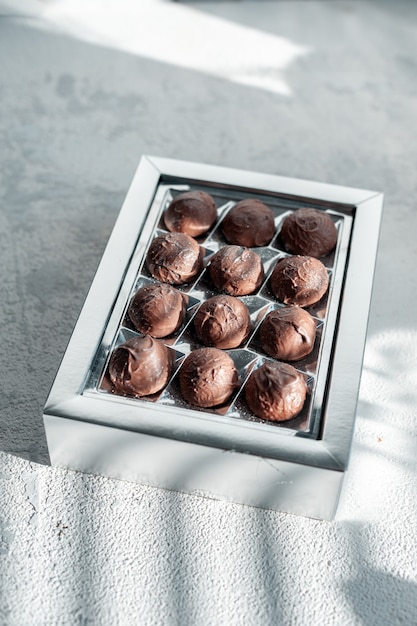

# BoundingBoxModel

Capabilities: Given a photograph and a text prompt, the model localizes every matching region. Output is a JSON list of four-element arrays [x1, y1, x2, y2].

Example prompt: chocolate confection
[[179, 347, 239, 408], [208, 245, 264, 296], [193, 295, 251, 349], [108, 335, 173, 397], [259, 306, 316, 361], [280, 208, 337, 258], [270, 255, 329, 307], [164, 190, 217, 238], [221, 199, 275, 247], [146, 232, 203, 285], [245, 361, 307, 422], [128, 283, 186, 338]]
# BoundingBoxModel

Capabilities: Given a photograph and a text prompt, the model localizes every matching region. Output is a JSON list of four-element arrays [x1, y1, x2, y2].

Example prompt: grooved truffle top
[[221, 199, 275, 247], [128, 283, 186, 338], [260, 306, 316, 361], [270, 255, 329, 307], [179, 347, 239, 408], [280, 208, 337, 258], [209, 245, 264, 296], [245, 361, 307, 422], [108, 335, 173, 397], [193, 295, 251, 349], [146, 232, 203, 285], [164, 190, 217, 238]]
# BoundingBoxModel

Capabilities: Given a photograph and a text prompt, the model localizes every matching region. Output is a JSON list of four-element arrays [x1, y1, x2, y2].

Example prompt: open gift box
[[43, 156, 383, 520]]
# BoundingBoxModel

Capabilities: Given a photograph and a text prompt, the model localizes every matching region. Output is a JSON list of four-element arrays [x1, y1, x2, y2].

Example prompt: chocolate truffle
[[164, 190, 217, 238], [221, 199, 275, 247], [209, 245, 264, 296], [259, 306, 316, 361], [128, 283, 186, 338], [270, 255, 329, 307], [245, 361, 307, 422], [179, 347, 239, 408], [146, 232, 203, 285], [108, 335, 173, 397], [280, 208, 337, 258], [193, 295, 251, 349]]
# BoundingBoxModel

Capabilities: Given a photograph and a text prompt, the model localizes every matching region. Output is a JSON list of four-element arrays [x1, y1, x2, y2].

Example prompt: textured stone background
[[1, 1, 417, 624]]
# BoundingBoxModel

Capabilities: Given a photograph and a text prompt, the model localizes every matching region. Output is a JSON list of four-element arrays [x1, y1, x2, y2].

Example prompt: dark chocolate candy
[[280, 208, 337, 258], [146, 232, 203, 285], [108, 335, 173, 397], [260, 306, 316, 361], [128, 283, 186, 338], [209, 245, 264, 296], [179, 347, 239, 408], [270, 255, 329, 307], [164, 190, 217, 238], [245, 361, 307, 422], [193, 295, 251, 349], [221, 199, 275, 247]]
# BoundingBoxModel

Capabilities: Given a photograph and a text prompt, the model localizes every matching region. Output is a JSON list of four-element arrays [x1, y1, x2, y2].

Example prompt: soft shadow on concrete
[[340, 521, 417, 626]]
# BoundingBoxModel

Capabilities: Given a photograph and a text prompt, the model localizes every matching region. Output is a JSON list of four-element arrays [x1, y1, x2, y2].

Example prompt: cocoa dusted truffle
[[146, 232, 203, 285], [108, 335, 173, 397], [270, 255, 329, 307], [245, 361, 307, 422], [179, 347, 239, 408], [164, 190, 217, 238], [259, 306, 316, 361], [209, 245, 264, 296], [280, 208, 337, 258], [193, 295, 251, 349], [128, 283, 186, 338], [221, 199, 275, 247]]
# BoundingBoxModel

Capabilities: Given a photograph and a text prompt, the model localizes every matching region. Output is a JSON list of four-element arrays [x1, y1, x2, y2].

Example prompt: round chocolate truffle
[[146, 232, 203, 285], [245, 361, 307, 422], [164, 190, 217, 238], [128, 283, 186, 338], [179, 347, 239, 408], [259, 306, 316, 361], [208, 245, 264, 296], [193, 295, 251, 349], [280, 208, 337, 258], [108, 335, 173, 397], [221, 199, 275, 247], [270, 255, 329, 307]]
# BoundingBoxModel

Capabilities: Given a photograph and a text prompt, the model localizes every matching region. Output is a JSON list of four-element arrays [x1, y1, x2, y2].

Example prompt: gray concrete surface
[[1, 1, 417, 624]]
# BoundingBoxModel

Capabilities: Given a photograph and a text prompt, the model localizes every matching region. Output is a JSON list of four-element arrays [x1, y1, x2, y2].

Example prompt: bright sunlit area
[[4, 0, 309, 95]]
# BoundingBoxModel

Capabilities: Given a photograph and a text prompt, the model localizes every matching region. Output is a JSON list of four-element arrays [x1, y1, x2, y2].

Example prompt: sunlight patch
[[9, 0, 310, 95]]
